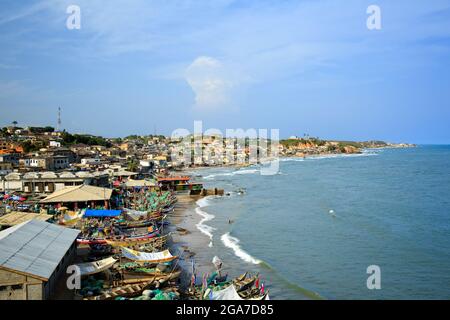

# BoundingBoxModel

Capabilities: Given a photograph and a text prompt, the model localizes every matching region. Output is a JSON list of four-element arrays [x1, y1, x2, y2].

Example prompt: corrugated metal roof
[[0, 220, 80, 280], [40, 185, 113, 203]]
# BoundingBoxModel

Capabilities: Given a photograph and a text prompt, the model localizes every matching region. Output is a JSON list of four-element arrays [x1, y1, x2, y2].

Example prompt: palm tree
[[12, 121, 18, 127]]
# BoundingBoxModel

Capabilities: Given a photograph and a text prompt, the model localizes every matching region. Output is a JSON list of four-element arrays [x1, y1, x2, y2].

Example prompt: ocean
[[186, 145, 450, 299]]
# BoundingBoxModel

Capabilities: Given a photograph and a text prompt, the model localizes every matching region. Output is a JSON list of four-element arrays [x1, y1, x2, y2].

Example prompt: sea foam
[[203, 168, 260, 180], [221, 232, 261, 265], [195, 197, 216, 246]]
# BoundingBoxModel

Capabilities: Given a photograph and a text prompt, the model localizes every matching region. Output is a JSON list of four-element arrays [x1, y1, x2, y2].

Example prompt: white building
[[49, 141, 61, 148]]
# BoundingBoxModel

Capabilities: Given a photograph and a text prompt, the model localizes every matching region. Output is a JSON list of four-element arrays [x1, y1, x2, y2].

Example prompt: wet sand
[[168, 194, 217, 288]]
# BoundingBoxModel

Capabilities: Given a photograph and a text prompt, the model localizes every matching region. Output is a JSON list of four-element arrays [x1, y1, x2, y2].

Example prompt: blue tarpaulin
[[84, 209, 122, 218]]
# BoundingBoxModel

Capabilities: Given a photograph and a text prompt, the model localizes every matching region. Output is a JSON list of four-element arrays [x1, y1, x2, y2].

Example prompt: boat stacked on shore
[[67, 191, 182, 300], [52, 185, 268, 300], [184, 270, 269, 300]]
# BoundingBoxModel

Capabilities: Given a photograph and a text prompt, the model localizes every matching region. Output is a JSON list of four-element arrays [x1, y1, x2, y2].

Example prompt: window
[[11, 284, 23, 290]]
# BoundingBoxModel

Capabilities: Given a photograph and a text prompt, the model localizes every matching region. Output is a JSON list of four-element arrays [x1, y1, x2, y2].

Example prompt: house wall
[[0, 179, 22, 192], [0, 240, 78, 300], [0, 269, 44, 300], [46, 241, 78, 299]]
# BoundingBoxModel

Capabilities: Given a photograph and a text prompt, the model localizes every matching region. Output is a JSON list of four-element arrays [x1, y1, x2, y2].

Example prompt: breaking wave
[[279, 158, 305, 162], [195, 197, 216, 247], [279, 153, 378, 162], [221, 232, 261, 265], [203, 168, 260, 180]]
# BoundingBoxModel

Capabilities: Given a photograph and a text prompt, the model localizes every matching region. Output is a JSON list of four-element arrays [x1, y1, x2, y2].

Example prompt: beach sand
[[168, 194, 218, 288]]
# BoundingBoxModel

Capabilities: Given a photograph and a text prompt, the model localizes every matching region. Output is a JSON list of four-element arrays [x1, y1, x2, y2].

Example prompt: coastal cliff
[[279, 138, 415, 157]]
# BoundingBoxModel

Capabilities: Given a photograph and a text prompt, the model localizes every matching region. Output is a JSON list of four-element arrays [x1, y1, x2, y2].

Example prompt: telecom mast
[[57, 107, 62, 132]]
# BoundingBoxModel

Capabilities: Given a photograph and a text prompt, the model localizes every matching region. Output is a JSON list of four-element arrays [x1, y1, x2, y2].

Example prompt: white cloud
[[185, 56, 234, 110]]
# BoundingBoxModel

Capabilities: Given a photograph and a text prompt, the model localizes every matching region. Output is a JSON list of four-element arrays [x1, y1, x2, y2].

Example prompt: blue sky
[[1, 0, 450, 143]]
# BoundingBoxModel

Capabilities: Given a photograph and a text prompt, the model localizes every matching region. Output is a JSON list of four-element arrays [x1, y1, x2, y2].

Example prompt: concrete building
[[0, 162, 13, 176], [26, 155, 70, 171], [0, 220, 80, 300], [0, 153, 20, 166], [80, 158, 101, 166], [0, 171, 110, 193], [40, 184, 113, 210], [49, 141, 61, 148]]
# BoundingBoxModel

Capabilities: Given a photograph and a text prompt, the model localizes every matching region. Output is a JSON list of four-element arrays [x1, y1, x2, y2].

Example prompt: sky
[[1, 0, 450, 143]]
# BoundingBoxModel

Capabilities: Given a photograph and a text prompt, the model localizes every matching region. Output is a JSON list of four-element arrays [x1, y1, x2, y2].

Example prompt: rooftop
[[0, 212, 53, 227], [40, 185, 113, 203], [157, 176, 190, 182], [0, 220, 80, 281]]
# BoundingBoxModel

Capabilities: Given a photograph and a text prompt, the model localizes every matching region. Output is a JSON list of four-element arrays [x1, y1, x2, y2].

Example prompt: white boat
[[71, 257, 117, 276]]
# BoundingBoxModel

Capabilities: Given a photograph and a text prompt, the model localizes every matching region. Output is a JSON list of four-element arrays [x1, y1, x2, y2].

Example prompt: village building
[[21, 155, 70, 171], [80, 158, 102, 166], [0, 220, 80, 300], [0, 153, 20, 166], [49, 140, 61, 148], [43, 147, 77, 163], [0, 139, 23, 154], [39, 184, 113, 210], [0, 162, 13, 176], [0, 171, 110, 193]]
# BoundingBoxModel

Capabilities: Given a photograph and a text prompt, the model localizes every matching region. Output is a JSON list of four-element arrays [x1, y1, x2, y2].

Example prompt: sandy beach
[[168, 194, 217, 288]]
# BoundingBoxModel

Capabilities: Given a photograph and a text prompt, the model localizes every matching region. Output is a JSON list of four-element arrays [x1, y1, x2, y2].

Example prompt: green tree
[[43, 126, 55, 132], [21, 141, 40, 153], [127, 158, 139, 172]]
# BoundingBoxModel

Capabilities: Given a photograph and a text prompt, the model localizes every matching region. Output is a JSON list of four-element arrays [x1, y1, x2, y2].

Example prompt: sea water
[[189, 146, 450, 299]]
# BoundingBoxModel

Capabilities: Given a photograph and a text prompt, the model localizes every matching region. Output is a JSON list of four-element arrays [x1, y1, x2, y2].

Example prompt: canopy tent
[[209, 284, 243, 300], [71, 257, 117, 276], [40, 185, 113, 203], [208, 284, 270, 300], [84, 209, 122, 218], [63, 210, 85, 222], [121, 247, 177, 263]]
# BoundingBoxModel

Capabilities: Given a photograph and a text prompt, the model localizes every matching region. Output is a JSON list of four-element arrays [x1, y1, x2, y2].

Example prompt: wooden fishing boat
[[238, 287, 270, 300], [105, 233, 170, 247], [73, 257, 117, 276], [123, 209, 161, 221], [161, 205, 174, 214], [84, 281, 152, 301], [121, 247, 178, 264], [129, 240, 168, 252], [233, 273, 258, 292], [77, 229, 160, 245], [111, 269, 181, 287], [115, 215, 166, 229], [121, 269, 182, 282]]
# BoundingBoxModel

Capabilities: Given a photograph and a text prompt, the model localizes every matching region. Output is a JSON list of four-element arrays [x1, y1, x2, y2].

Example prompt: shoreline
[[166, 146, 417, 299], [167, 194, 215, 289], [172, 146, 410, 174]]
